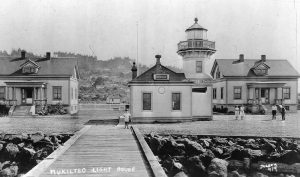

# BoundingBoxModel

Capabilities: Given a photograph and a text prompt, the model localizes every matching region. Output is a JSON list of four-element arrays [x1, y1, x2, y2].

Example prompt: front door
[[261, 88, 269, 104], [21, 88, 33, 105]]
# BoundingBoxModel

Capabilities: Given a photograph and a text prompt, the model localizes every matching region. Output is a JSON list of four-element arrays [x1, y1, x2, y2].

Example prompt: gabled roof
[[212, 59, 300, 77], [19, 59, 40, 68], [129, 59, 192, 84], [0, 56, 79, 77], [251, 61, 270, 69]]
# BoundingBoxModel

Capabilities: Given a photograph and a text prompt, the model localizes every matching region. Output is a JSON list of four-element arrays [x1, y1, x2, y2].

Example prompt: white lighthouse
[[177, 18, 216, 120]]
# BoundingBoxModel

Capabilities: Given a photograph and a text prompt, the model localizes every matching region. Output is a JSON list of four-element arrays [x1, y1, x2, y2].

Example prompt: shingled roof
[[212, 59, 300, 77], [129, 55, 192, 84], [0, 56, 79, 77]]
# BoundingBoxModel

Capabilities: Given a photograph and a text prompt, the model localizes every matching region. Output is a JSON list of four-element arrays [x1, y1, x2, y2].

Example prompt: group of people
[[271, 104, 286, 121], [234, 105, 245, 120]]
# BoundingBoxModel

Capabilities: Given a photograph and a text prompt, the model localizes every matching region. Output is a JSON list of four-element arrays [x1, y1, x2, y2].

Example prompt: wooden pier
[[26, 125, 153, 177]]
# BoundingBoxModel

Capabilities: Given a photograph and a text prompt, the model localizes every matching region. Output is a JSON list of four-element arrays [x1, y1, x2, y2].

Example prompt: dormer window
[[23, 66, 37, 74], [252, 62, 270, 76], [253, 68, 268, 75], [20, 59, 40, 74]]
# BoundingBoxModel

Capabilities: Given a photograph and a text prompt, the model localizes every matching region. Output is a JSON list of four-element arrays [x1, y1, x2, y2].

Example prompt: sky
[[0, 0, 299, 72]]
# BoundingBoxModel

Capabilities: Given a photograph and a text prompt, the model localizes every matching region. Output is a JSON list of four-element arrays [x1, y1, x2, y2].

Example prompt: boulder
[[174, 171, 188, 177], [182, 138, 206, 155], [228, 170, 246, 177], [199, 138, 211, 148], [246, 149, 264, 161], [261, 139, 276, 153], [0, 143, 3, 151], [236, 138, 248, 146], [0, 161, 11, 170], [207, 158, 228, 177], [30, 132, 44, 143], [34, 138, 54, 149], [147, 136, 166, 154], [200, 149, 216, 167], [244, 143, 260, 150], [59, 134, 71, 143], [172, 161, 183, 171], [252, 172, 269, 177], [230, 148, 250, 161], [50, 135, 61, 144], [16, 147, 36, 163], [213, 137, 228, 145], [17, 143, 25, 148], [279, 150, 300, 164], [187, 156, 206, 177], [0, 163, 18, 177], [161, 156, 173, 174], [5, 143, 19, 158], [212, 147, 224, 157], [160, 138, 185, 156]]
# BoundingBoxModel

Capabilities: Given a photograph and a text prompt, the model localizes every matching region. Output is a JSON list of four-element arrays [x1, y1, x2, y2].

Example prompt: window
[[172, 93, 181, 110], [221, 87, 224, 99], [142, 93, 152, 110], [0, 87, 5, 100], [22, 66, 37, 74], [53, 86, 62, 100], [196, 61, 202, 73], [234, 87, 242, 99], [213, 88, 217, 99], [283, 88, 290, 99], [71, 88, 73, 100], [75, 88, 78, 100]]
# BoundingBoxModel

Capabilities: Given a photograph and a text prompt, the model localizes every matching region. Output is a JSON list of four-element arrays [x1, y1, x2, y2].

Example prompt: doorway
[[21, 88, 33, 105], [260, 88, 269, 104]]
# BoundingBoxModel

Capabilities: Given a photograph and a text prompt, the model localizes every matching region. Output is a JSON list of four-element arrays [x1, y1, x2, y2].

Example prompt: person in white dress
[[240, 105, 245, 120], [234, 105, 240, 120]]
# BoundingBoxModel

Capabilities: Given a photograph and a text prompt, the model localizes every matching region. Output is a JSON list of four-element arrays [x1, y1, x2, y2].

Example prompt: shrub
[[37, 103, 67, 115]]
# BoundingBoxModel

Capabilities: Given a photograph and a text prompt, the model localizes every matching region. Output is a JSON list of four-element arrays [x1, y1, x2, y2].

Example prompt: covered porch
[[246, 82, 286, 105], [4, 82, 47, 106]]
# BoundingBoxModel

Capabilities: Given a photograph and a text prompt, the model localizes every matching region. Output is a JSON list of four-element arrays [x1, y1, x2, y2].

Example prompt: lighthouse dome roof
[[185, 18, 207, 32]]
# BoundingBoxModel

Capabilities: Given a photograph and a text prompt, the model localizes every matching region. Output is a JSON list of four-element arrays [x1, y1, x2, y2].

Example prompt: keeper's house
[[211, 54, 300, 113], [0, 51, 79, 116], [128, 55, 194, 122]]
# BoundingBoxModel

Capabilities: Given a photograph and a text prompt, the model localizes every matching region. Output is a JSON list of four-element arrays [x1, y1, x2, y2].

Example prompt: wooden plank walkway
[[39, 125, 152, 177]]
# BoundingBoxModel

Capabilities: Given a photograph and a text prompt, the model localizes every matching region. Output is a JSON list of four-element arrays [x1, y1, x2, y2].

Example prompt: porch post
[[253, 88, 256, 103], [33, 87, 36, 104], [40, 87, 44, 105], [12, 87, 15, 100], [6, 86, 9, 100]]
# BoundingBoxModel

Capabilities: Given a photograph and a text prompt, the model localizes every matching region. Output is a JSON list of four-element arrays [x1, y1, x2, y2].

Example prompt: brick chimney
[[155, 55, 161, 65], [131, 62, 137, 79], [46, 52, 51, 60], [21, 50, 26, 59], [261, 55, 266, 62], [239, 54, 244, 62]]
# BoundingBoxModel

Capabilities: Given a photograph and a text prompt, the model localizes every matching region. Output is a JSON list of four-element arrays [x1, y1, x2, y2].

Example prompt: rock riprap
[[144, 134, 300, 177], [0, 133, 72, 176]]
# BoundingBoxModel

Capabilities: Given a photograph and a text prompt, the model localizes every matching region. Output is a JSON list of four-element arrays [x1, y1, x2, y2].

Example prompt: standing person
[[234, 105, 240, 120], [271, 104, 277, 120], [240, 105, 245, 120], [123, 109, 131, 129], [281, 105, 286, 121]]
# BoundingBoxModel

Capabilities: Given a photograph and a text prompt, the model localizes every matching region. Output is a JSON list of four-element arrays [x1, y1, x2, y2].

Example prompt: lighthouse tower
[[177, 18, 216, 120]]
